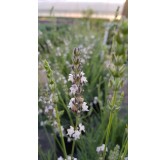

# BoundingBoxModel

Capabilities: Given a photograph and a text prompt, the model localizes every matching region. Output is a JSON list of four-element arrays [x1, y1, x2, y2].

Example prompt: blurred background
[[39, 0, 127, 21]]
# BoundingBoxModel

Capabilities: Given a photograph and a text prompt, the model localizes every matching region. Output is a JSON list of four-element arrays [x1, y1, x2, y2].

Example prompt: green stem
[[71, 115, 79, 159], [53, 135, 64, 154], [103, 91, 117, 159], [103, 113, 114, 159], [118, 136, 128, 160], [55, 105, 67, 159], [58, 93, 74, 126]]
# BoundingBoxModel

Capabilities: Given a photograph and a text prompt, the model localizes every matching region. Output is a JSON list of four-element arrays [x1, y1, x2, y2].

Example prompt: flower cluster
[[68, 98, 89, 112], [68, 48, 89, 113], [67, 123, 85, 140], [96, 144, 108, 154], [58, 156, 77, 160]]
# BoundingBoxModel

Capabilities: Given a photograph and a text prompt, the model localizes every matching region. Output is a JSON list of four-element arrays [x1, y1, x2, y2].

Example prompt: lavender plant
[[101, 18, 128, 160], [38, 14, 128, 160]]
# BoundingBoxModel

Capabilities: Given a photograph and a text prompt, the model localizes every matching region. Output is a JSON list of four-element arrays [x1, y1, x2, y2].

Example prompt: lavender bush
[[38, 13, 128, 160]]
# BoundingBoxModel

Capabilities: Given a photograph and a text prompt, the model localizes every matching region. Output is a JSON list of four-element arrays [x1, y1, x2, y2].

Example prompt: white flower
[[124, 157, 128, 160], [46, 39, 53, 49], [52, 121, 57, 127], [80, 72, 88, 83], [100, 144, 108, 152], [81, 76, 88, 83], [67, 156, 71, 160], [70, 84, 78, 95], [67, 156, 77, 160], [57, 156, 63, 160], [93, 97, 98, 104], [72, 130, 81, 140], [96, 144, 108, 153], [79, 123, 85, 132], [48, 105, 53, 110], [45, 107, 49, 113], [67, 126, 75, 137], [80, 71, 85, 76], [58, 156, 77, 160], [68, 74, 74, 82], [67, 137, 72, 142], [52, 109, 56, 117], [68, 98, 75, 109], [96, 146, 101, 153], [82, 102, 89, 111]]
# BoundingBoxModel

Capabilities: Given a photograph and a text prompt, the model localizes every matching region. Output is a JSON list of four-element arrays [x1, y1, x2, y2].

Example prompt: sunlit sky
[[39, 0, 126, 3]]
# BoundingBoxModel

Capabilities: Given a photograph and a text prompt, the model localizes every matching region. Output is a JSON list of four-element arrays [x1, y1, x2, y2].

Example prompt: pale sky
[[39, 0, 126, 3]]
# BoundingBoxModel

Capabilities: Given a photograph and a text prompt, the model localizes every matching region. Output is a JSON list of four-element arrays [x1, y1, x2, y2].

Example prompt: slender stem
[[122, 140, 128, 159], [58, 93, 74, 126], [103, 91, 117, 159], [71, 140, 76, 159], [103, 113, 114, 159], [71, 115, 79, 159], [55, 105, 67, 159], [118, 136, 128, 160], [53, 135, 64, 154]]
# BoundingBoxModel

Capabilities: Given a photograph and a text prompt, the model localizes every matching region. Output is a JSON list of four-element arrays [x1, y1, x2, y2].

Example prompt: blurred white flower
[[52, 121, 57, 127], [80, 71, 85, 76], [67, 137, 72, 142], [57, 156, 63, 160], [48, 105, 53, 110], [79, 123, 85, 132], [52, 109, 56, 117], [68, 74, 74, 82], [82, 102, 89, 111], [124, 157, 128, 160], [68, 98, 75, 109], [93, 97, 98, 104], [70, 84, 78, 95], [44, 107, 49, 113], [46, 39, 53, 49], [56, 47, 61, 56], [67, 126, 74, 137], [58, 156, 77, 160], [72, 130, 81, 140], [67, 156, 77, 160], [81, 76, 88, 83], [96, 144, 108, 153]]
